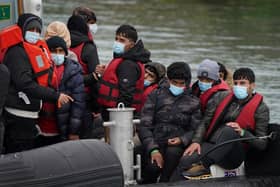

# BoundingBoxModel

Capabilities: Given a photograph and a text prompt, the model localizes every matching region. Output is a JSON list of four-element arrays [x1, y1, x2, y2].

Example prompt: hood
[[17, 13, 42, 36], [70, 30, 91, 48], [114, 40, 151, 64]]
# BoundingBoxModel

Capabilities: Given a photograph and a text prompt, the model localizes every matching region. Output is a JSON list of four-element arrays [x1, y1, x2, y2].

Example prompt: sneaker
[[182, 163, 211, 180]]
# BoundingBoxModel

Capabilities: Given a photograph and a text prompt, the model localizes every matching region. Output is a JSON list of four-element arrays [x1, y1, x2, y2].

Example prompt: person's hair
[[167, 62, 192, 86], [116, 24, 138, 42], [67, 15, 88, 35], [233, 67, 255, 83], [73, 6, 96, 22], [217, 62, 228, 80]]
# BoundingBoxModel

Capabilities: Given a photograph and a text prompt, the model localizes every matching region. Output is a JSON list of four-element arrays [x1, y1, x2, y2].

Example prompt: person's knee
[[220, 126, 239, 139], [165, 146, 184, 157]]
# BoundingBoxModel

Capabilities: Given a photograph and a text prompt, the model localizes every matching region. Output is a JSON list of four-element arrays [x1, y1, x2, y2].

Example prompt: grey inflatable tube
[[0, 139, 124, 187]]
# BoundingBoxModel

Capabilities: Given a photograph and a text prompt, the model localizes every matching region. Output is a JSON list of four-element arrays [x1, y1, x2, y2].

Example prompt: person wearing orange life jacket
[[98, 24, 151, 120], [141, 62, 166, 109], [2, 13, 72, 153], [172, 68, 269, 181], [191, 59, 230, 113]]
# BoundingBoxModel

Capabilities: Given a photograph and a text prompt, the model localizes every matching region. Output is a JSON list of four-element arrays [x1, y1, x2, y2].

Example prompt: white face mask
[[25, 31, 40, 44], [51, 53, 65, 66], [88, 23, 98, 35]]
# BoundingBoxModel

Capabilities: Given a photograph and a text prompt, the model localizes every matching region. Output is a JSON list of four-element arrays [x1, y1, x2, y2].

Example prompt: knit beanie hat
[[167, 62, 192, 86], [67, 15, 88, 35], [197, 59, 219, 81], [46, 36, 68, 55], [17, 13, 42, 36], [116, 24, 138, 42], [45, 21, 71, 48]]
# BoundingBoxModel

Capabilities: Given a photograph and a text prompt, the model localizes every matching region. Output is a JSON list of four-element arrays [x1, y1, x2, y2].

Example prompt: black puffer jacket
[[114, 40, 151, 107], [56, 58, 86, 140], [137, 80, 202, 153]]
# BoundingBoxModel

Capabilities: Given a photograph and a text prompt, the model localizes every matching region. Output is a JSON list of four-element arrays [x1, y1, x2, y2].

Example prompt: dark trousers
[[3, 112, 39, 153], [80, 110, 104, 139], [137, 144, 184, 184], [171, 126, 246, 181]]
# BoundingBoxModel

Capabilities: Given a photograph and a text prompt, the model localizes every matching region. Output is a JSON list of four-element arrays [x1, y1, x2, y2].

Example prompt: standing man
[[98, 24, 151, 120], [172, 67, 269, 180], [2, 13, 72, 153], [137, 62, 202, 183]]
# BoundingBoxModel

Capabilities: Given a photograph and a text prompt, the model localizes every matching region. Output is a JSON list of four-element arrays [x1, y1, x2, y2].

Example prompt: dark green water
[[43, 0, 280, 123]]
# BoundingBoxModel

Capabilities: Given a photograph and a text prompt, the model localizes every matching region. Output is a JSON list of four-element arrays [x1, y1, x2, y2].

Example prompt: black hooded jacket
[[68, 15, 100, 112], [3, 14, 59, 112], [114, 40, 151, 107]]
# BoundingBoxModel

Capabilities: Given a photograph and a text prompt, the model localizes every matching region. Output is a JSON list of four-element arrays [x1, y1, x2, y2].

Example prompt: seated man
[[192, 59, 230, 113], [142, 62, 166, 107], [137, 62, 202, 183], [172, 67, 269, 180]]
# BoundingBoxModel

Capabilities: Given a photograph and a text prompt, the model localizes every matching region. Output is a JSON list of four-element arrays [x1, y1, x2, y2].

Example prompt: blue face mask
[[113, 41, 125, 54], [52, 53, 65, 66], [169, 84, 185, 96], [144, 80, 152, 87], [198, 80, 212, 92], [25, 31, 40, 44], [233, 85, 248, 99]]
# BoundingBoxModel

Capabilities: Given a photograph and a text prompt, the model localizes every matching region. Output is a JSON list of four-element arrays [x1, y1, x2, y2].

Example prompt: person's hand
[[151, 151, 164, 168], [95, 64, 106, 76], [183, 142, 201, 156], [168, 137, 182, 146], [92, 112, 101, 118], [68, 134, 79, 140], [226, 122, 243, 136], [58, 93, 73, 107]]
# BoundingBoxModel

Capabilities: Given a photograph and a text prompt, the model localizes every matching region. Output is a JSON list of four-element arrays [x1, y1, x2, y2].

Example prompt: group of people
[[137, 59, 269, 183], [0, 5, 270, 185]]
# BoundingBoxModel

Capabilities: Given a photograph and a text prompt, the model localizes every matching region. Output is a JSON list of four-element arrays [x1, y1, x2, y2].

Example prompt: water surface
[[43, 0, 280, 123]]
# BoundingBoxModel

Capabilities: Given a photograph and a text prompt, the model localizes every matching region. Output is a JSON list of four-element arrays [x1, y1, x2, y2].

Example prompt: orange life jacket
[[98, 58, 144, 112], [0, 25, 55, 87], [205, 92, 263, 139], [199, 80, 229, 112]]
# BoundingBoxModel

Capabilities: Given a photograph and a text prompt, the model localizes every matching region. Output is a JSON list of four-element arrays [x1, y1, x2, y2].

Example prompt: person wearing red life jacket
[[2, 13, 72, 153], [67, 15, 104, 139], [37, 36, 85, 147], [141, 62, 166, 109], [98, 24, 151, 121], [191, 59, 230, 113], [172, 68, 270, 181]]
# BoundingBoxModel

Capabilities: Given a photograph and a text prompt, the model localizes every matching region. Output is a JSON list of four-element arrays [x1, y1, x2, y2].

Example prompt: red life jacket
[[205, 92, 263, 139], [70, 42, 90, 93], [200, 80, 229, 112], [98, 58, 145, 112], [70, 43, 88, 74], [0, 25, 55, 87], [141, 83, 158, 109]]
